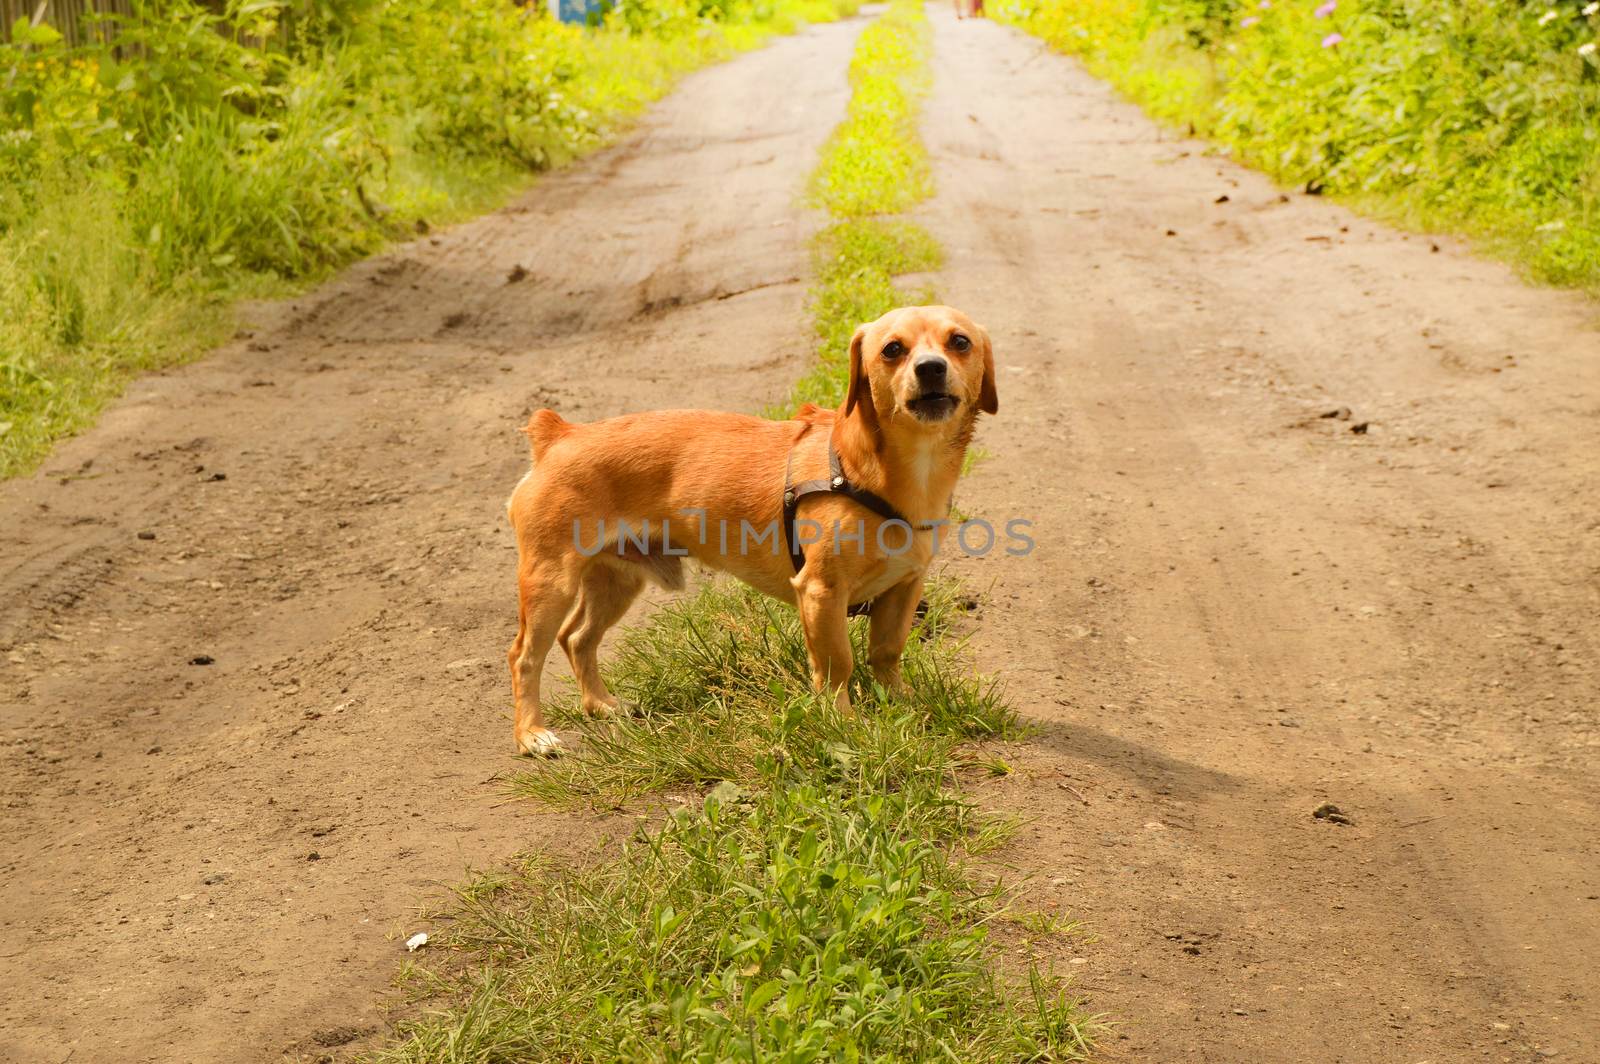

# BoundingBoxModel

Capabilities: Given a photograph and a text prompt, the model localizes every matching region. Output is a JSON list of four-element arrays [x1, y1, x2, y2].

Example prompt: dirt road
[[0, 19, 864, 1062], [925, 10, 1600, 1063], [3, 6, 1598, 1063]]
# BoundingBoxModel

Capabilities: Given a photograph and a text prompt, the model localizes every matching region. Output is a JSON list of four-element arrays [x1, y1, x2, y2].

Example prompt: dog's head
[[844, 305, 997, 438]]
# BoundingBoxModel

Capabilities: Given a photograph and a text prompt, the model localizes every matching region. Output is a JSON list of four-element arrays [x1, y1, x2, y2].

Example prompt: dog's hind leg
[[558, 560, 645, 718], [509, 562, 577, 756]]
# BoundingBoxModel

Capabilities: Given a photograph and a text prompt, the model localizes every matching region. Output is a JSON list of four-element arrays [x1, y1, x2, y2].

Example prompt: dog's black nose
[[913, 357, 948, 386]]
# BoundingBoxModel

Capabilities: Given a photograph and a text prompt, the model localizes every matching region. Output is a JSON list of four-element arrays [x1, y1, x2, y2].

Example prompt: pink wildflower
[[1241, 15, 1260, 26], [1315, 0, 1336, 17], [1321, 31, 1343, 46]]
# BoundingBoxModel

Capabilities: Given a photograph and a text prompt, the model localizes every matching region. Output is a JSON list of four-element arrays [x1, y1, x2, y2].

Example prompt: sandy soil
[[924, 10, 1600, 1063], [3, 6, 1599, 1063]]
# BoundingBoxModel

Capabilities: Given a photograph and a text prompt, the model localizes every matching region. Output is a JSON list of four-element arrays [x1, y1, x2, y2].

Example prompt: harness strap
[[783, 433, 946, 620]]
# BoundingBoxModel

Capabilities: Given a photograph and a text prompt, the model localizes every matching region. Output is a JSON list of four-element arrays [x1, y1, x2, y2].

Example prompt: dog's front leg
[[867, 575, 922, 695], [795, 575, 854, 715]]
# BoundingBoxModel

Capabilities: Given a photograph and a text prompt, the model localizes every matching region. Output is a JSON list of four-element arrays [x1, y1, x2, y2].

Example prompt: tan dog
[[504, 305, 998, 755]]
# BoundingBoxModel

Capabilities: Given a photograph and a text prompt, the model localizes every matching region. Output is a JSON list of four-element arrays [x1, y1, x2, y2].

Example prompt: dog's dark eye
[[949, 333, 972, 352], [882, 340, 906, 360]]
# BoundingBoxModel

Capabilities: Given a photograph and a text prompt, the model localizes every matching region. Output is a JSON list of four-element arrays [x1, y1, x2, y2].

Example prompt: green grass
[[516, 579, 1013, 805], [373, 580, 1096, 1061], [367, 2, 1101, 1060], [379, 786, 1089, 1062], [0, 0, 859, 478], [809, 0, 934, 218], [0, 183, 238, 468], [995, 0, 1600, 290]]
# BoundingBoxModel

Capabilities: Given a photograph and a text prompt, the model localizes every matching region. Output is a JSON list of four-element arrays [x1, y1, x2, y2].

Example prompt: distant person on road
[[954, 0, 985, 17]]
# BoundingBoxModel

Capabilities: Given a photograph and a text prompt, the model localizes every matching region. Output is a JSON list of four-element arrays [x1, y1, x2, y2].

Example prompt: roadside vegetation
[[0, 0, 856, 478], [995, 0, 1600, 289], [370, 3, 1098, 1059]]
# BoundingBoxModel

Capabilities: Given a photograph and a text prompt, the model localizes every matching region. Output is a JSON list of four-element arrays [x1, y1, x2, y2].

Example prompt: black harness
[[782, 436, 912, 573], [782, 436, 943, 615]]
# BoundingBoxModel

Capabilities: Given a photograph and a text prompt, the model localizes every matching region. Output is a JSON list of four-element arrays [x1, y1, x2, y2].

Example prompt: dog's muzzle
[[906, 390, 959, 421], [907, 356, 958, 420]]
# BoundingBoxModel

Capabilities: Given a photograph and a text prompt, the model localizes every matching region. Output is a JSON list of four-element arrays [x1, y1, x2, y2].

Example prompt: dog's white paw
[[516, 728, 564, 758]]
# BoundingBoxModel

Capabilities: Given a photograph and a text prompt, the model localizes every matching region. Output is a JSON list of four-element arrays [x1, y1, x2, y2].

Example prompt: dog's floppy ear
[[844, 325, 880, 432], [976, 323, 999, 415]]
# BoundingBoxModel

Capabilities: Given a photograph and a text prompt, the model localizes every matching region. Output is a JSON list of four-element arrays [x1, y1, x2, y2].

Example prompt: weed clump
[[382, 781, 1090, 1061]]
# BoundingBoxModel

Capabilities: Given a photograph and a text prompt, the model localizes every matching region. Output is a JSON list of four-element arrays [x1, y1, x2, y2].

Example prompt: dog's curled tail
[[521, 408, 571, 463]]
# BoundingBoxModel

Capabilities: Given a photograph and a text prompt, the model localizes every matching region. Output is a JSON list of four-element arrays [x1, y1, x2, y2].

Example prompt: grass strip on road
[[809, 0, 933, 220], [370, 3, 1098, 1060], [779, 218, 942, 415]]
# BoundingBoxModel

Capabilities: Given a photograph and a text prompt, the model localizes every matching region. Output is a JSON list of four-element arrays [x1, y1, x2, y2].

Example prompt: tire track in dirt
[[924, 11, 1599, 1062], [0, 19, 863, 1063]]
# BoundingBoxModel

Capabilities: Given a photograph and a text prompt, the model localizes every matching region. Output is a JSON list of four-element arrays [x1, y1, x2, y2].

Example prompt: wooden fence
[[2, 0, 135, 46]]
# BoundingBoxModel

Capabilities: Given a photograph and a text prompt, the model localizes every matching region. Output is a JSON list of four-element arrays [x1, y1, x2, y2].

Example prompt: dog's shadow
[[1025, 717, 1243, 804]]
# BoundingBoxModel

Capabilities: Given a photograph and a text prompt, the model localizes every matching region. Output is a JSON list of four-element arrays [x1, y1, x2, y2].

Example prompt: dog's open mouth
[[906, 394, 959, 420]]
